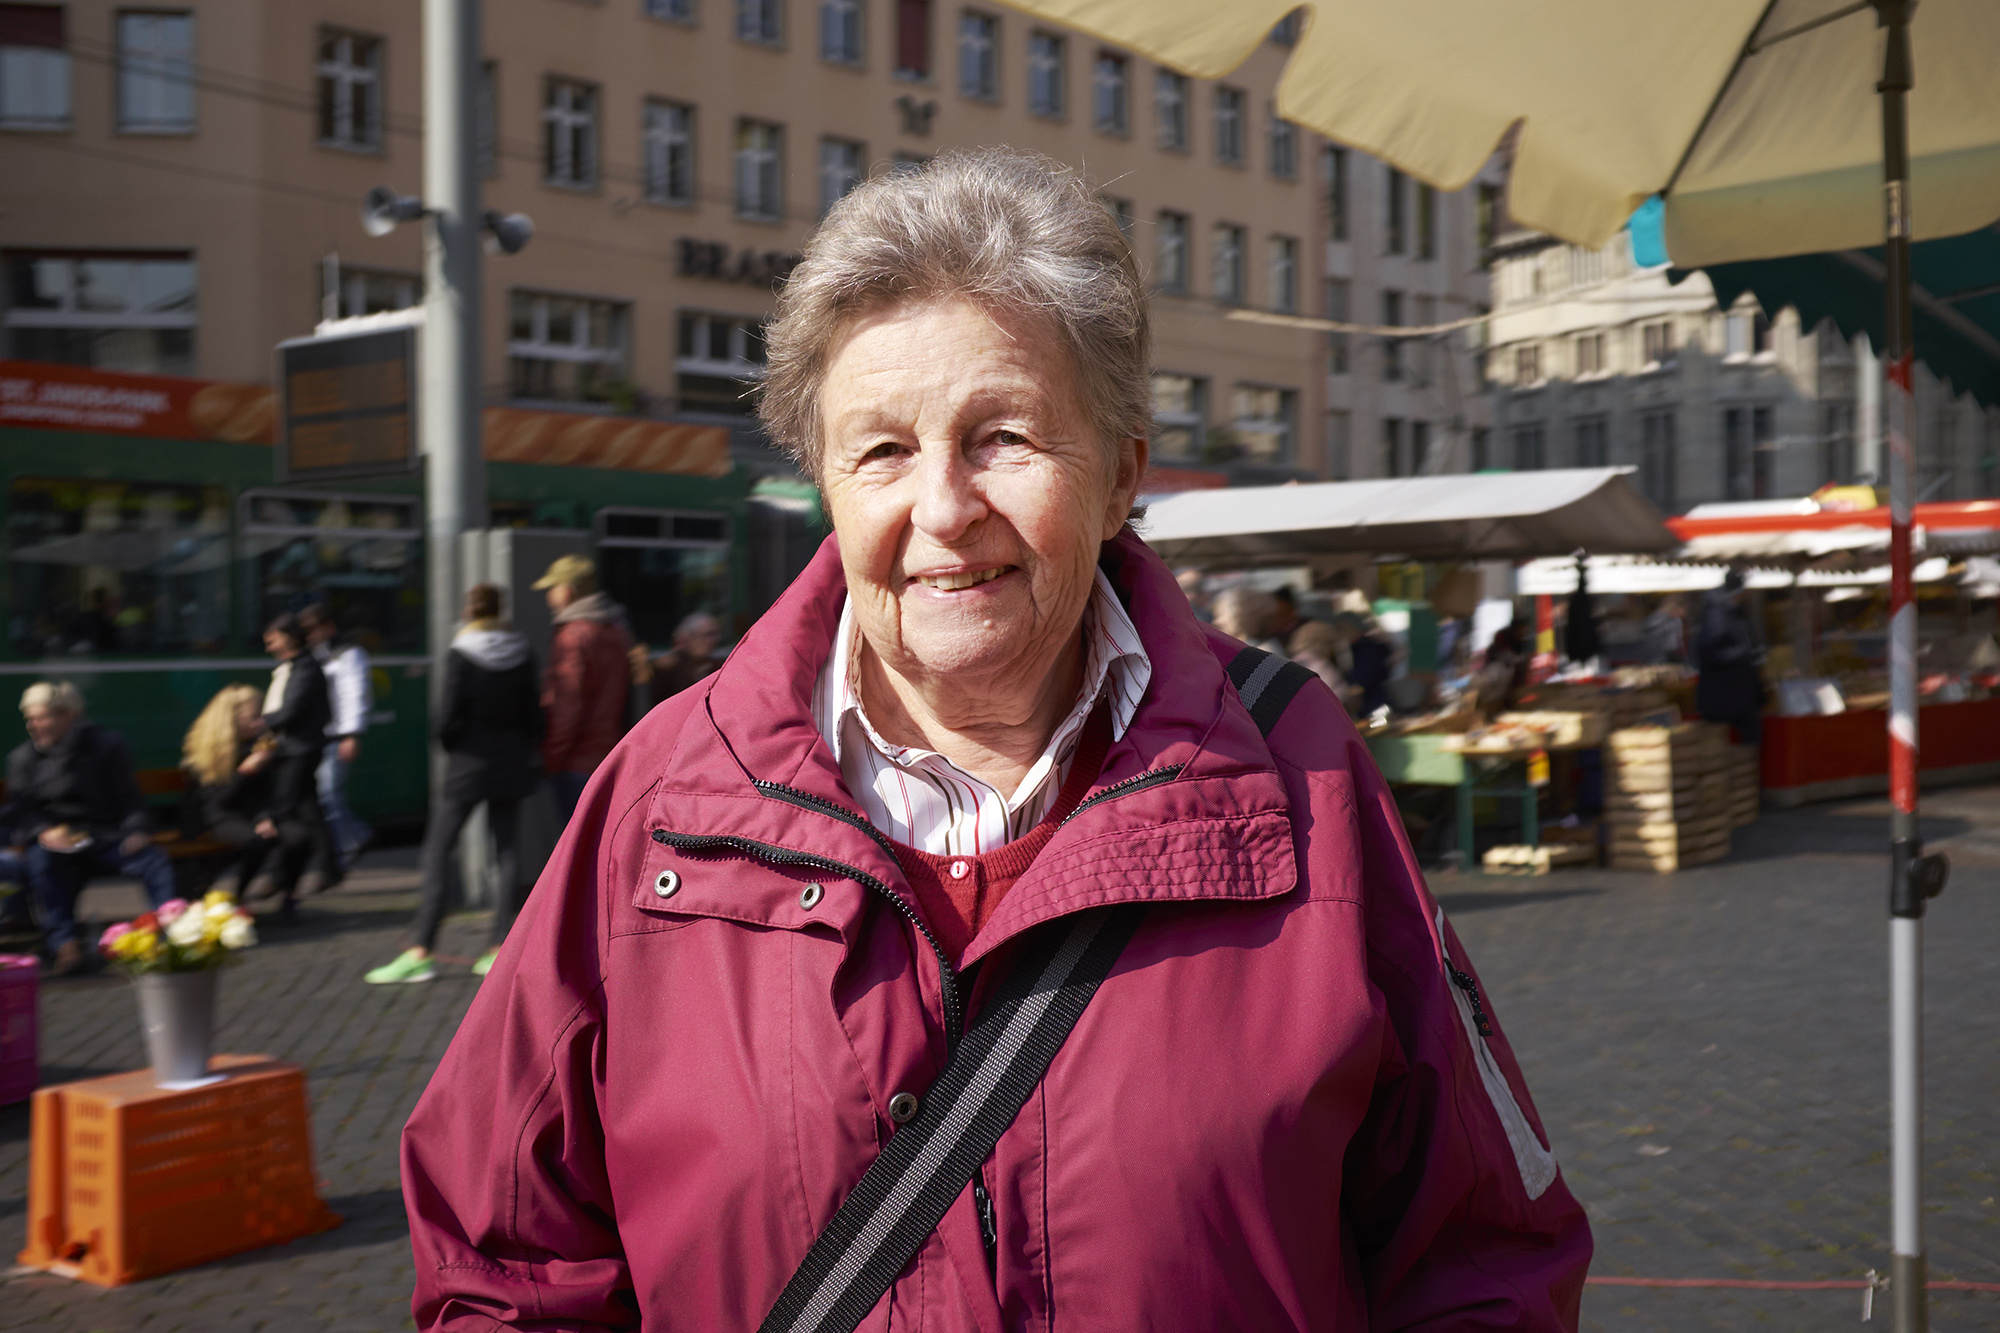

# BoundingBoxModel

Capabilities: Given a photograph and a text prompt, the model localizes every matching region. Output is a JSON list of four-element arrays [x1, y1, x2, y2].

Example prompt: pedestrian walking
[[532, 554, 633, 826], [1695, 569, 1767, 745], [254, 614, 330, 918], [8, 681, 173, 975], [646, 611, 723, 708], [402, 150, 1587, 1332], [366, 585, 543, 985], [299, 603, 373, 884]]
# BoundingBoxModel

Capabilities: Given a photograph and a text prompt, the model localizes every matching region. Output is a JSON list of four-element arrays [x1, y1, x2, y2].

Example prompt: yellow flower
[[113, 928, 159, 960], [203, 888, 236, 909]]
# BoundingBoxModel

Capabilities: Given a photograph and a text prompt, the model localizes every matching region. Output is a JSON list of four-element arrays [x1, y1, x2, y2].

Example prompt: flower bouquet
[[100, 891, 257, 1088]]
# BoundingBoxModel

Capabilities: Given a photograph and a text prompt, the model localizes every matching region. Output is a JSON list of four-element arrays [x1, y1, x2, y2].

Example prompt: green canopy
[[1675, 224, 2000, 406]]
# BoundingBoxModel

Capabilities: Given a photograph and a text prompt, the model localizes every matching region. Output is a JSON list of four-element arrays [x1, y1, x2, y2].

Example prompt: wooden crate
[[1481, 842, 1597, 876], [18, 1056, 340, 1287], [1603, 723, 1733, 872]]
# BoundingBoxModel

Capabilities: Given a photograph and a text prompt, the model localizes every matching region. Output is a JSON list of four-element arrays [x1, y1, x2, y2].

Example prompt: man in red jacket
[[532, 555, 633, 826]]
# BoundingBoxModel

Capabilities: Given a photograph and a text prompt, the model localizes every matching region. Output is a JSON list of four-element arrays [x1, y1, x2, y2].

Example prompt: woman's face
[[233, 699, 260, 738], [817, 298, 1145, 695]]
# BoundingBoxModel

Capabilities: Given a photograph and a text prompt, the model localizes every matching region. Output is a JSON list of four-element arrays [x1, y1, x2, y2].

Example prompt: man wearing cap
[[532, 555, 635, 825]]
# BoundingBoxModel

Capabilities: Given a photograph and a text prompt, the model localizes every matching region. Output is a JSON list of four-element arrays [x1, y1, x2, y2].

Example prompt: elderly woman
[[403, 150, 1588, 1332]]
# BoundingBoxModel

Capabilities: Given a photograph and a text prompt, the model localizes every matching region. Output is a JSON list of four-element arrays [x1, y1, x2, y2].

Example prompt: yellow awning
[[997, 0, 2000, 264]]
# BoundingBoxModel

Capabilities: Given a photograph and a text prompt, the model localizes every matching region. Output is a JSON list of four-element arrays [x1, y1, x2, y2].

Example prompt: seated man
[[8, 681, 173, 975]]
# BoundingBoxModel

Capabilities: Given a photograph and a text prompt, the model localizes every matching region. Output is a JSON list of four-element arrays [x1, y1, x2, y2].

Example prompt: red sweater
[[890, 702, 1112, 964]]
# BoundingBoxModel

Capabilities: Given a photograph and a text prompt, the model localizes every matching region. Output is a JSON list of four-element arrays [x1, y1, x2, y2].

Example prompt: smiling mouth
[[911, 566, 1010, 591]]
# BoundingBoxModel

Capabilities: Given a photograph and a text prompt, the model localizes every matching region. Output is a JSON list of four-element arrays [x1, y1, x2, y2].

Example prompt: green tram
[[1, 423, 754, 827]]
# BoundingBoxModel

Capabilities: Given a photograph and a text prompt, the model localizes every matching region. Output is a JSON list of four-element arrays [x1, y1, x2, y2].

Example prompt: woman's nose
[[909, 446, 987, 542]]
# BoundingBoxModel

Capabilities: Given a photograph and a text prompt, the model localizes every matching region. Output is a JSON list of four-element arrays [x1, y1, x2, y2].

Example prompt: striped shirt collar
[[813, 568, 1152, 856]]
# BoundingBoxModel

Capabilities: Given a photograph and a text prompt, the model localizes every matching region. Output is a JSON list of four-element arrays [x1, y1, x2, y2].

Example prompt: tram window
[[240, 490, 423, 654], [7, 478, 231, 658], [593, 506, 731, 650]]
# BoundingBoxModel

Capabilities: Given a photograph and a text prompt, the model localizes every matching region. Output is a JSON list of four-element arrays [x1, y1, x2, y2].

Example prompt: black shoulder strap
[[1225, 645, 1319, 737], [760, 653, 1300, 1333]]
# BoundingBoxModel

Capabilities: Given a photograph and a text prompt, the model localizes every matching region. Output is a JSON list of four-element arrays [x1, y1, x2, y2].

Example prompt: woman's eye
[[862, 441, 904, 462], [994, 429, 1030, 448]]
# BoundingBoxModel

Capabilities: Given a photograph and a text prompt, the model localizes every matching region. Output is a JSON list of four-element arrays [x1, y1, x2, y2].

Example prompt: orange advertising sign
[[0, 358, 275, 443]]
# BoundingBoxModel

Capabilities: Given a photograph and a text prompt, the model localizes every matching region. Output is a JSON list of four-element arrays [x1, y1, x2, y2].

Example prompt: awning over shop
[[1666, 498, 2000, 562], [1518, 553, 1959, 596], [1138, 468, 1675, 567]]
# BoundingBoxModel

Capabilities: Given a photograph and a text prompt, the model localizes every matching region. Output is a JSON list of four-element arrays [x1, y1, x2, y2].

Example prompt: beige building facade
[[3, 0, 1498, 482]]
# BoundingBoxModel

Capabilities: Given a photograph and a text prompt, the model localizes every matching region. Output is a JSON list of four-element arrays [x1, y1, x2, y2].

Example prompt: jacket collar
[[640, 529, 1297, 961]]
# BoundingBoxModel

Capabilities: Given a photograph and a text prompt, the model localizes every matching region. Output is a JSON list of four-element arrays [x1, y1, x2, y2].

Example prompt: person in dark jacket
[[10, 680, 174, 974], [254, 614, 330, 916], [1564, 551, 1602, 666], [366, 585, 544, 984], [646, 611, 723, 708], [1695, 569, 1767, 745], [178, 683, 313, 895]]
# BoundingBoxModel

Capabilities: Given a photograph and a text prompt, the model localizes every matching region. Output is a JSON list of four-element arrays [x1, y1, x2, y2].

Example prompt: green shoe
[[364, 949, 436, 985], [470, 949, 499, 978]]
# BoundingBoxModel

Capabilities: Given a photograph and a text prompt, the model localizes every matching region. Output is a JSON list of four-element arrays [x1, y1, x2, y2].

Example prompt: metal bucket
[[134, 970, 218, 1087]]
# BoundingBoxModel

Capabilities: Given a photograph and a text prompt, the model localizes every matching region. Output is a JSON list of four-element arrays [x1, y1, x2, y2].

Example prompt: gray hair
[[20, 680, 83, 716], [760, 147, 1151, 482]]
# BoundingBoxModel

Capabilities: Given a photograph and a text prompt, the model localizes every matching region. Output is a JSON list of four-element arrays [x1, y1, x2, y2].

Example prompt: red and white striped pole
[[1874, 6, 1948, 1332]]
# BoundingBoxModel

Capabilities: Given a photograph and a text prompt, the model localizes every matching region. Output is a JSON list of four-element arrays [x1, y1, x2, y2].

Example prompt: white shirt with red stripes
[[813, 569, 1152, 857]]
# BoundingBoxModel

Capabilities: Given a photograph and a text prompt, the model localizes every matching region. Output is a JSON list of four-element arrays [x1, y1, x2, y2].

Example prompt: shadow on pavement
[[1433, 886, 1605, 915], [1726, 809, 1972, 862]]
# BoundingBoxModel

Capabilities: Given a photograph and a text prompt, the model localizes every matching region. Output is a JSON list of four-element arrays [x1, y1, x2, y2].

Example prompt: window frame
[[1212, 84, 1244, 166], [1153, 67, 1187, 151], [507, 288, 631, 406], [643, 98, 696, 206], [1154, 209, 1189, 295], [957, 8, 997, 101], [820, 0, 863, 65], [1323, 145, 1348, 242], [1231, 383, 1296, 466], [894, 0, 930, 78], [1211, 222, 1245, 306], [542, 75, 601, 190], [1267, 234, 1298, 315], [1027, 28, 1064, 119], [1090, 48, 1127, 134], [644, 0, 699, 23], [818, 135, 864, 217], [1267, 106, 1296, 180], [2, 249, 198, 375], [1383, 165, 1407, 255], [1149, 371, 1207, 463], [734, 117, 785, 221], [315, 27, 383, 152], [0, 4, 72, 131], [116, 10, 195, 134], [737, 0, 784, 46]]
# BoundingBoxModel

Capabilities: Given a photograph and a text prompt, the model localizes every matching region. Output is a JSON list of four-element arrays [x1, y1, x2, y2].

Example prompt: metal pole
[[421, 0, 486, 799], [1874, 5, 1927, 1330]]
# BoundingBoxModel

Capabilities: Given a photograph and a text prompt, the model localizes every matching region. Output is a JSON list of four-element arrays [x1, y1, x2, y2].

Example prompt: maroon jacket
[[541, 593, 632, 775], [404, 530, 1591, 1330]]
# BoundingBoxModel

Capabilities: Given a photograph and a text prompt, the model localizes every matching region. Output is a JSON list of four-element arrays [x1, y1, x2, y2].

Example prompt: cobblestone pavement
[[2, 787, 1996, 1331]]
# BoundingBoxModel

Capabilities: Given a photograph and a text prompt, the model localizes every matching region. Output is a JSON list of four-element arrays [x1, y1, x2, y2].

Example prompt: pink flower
[[155, 898, 189, 924], [99, 922, 133, 953]]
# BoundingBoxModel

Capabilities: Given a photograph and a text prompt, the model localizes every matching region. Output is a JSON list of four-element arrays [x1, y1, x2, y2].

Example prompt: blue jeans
[[27, 839, 176, 951], [317, 743, 373, 870], [0, 846, 29, 927]]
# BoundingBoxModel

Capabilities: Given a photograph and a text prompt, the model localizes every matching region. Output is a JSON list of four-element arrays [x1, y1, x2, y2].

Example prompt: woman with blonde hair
[[180, 683, 307, 894]]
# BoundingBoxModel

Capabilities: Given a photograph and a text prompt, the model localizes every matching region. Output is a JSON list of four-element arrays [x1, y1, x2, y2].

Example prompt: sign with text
[[276, 326, 417, 481], [0, 359, 275, 442]]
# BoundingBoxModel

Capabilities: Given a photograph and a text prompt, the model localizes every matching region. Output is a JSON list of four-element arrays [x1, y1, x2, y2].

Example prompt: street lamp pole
[[421, 0, 486, 751]]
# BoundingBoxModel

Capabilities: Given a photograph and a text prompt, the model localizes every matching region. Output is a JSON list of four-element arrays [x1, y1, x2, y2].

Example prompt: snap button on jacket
[[402, 530, 1592, 1331]]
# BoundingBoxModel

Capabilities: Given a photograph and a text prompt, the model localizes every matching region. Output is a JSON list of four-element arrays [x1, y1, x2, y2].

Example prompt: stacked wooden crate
[[1725, 745, 1761, 828], [1604, 723, 1733, 871]]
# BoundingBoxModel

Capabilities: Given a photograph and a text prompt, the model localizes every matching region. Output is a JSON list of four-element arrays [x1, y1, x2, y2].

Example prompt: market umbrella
[[995, 2, 2000, 1324]]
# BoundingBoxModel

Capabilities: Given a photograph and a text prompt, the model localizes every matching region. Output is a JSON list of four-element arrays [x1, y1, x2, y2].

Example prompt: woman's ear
[[1102, 435, 1149, 540]]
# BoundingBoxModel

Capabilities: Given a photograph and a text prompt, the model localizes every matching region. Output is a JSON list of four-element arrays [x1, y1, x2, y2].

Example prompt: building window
[[1323, 145, 1348, 241], [735, 119, 784, 219], [1724, 405, 1776, 499], [1091, 49, 1127, 133], [1100, 194, 1133, 242], [322, 260, 419, 321], [3, 250, 196, 374], [1415, 182, 1436, 260], [1381, 289, 1403, 381], [1410, 421, 1432, 475], [646, 0, 697, 21], [895, 0, 929, 77], [1640, 409, 1676, 508], [316, 28, 381, 151], [1382, 417, 1404, 477], [1384, 165, 1407, 255], [1470, 426, 1491, 470], [1155, 210, 1189, 294], [1268, 235, 1297, 314], [477, 60, 498, 177], [1573, 414, 1608, 467], [1233, 385, 1294, 464], [891, 149, 929, 173], [1150, 372, 1206, 461], [819, 136, 863, 216], [1725, 307, 1774, 359], [1, 3, 69, 130], [957, 10, 996, 100], [821, 0, 862, 64], [1154, 68, 1187, 151], [9, 477, 233, 658], [738, 0, 782, 45], [1268, 108, 1296, 179], [1576, 331, 1604, 377], [677, 310, 767, 416], [509, 290, 629, 405], [1641, 319, 1675, 367], [1822, 402, 1854, 485], [1327, 411, 1352, 479], [1213, 84, 1244, 165], [117, 11, 193, 132], [1324, 277, 1349, 374], [1514, 341, 1541, 385], [1027, 29, 1063, 118], [543, 77, 599, 188], [1512, 422, 1546, 470], [1212, 224, 1245, 305], [1269, 12, 1301, 45], [644, 100, 695, 205], [1476, 181, 1502, 265]]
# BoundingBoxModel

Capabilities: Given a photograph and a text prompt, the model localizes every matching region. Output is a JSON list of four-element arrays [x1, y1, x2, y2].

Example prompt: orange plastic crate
[[19, 1055, 341, 1286]]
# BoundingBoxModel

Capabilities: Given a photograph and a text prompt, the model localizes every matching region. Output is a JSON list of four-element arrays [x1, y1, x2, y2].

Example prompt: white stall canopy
[[1138, 468, 1675, 568]]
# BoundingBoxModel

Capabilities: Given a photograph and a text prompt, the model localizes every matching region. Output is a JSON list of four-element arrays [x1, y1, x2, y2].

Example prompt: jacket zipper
[[972, 1174, 998, 1266], [1058, 765, 1183, 827], [1445, 960, 1494, 1038], [650, 822, 966, 1046]]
